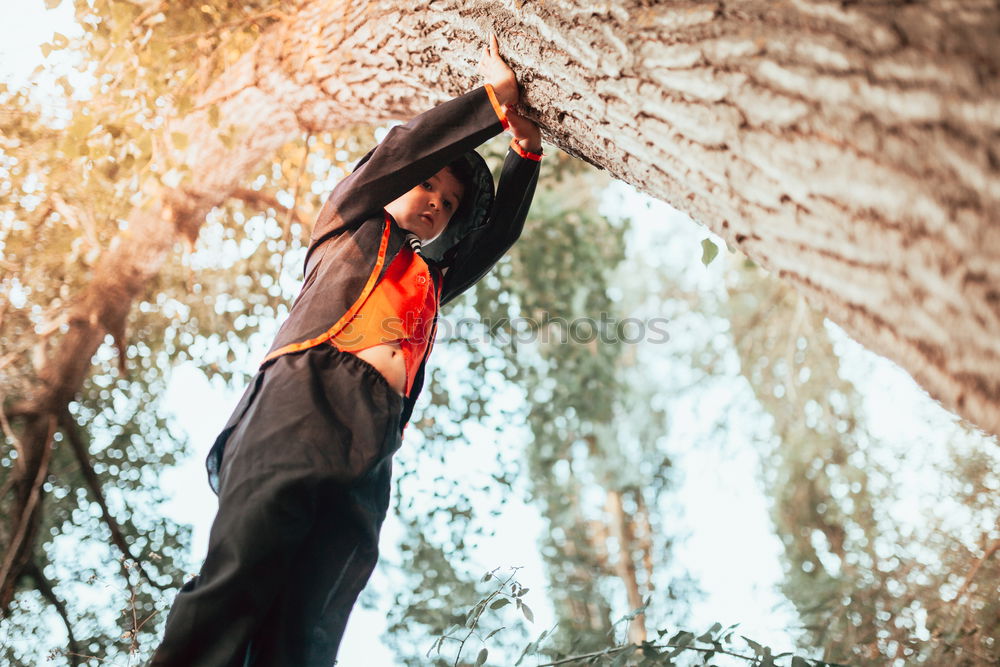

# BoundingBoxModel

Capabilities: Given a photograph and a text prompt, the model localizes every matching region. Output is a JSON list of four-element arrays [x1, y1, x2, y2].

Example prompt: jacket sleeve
[[307, 86, 509, 255], [439, 141, 541, 307]]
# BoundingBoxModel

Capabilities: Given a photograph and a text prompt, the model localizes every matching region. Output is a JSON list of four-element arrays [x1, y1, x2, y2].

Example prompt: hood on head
[[353, 148, 495, 264]]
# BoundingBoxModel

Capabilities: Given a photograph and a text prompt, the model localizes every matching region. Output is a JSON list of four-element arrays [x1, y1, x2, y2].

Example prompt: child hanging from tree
[[151, 33, 543, 666]]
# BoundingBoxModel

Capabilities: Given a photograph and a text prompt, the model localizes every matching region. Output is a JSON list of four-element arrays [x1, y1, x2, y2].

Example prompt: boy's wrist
[[516, 136, 542, 154], [510, 137, 543, 162], [490, 79, 519, 107]]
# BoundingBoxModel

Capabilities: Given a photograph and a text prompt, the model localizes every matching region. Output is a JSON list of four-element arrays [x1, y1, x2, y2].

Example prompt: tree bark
[[5, 0, 999, 609], [220, 0, 1000, 435]]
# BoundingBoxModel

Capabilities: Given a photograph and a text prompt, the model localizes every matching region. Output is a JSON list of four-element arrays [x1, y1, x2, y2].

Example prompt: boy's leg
[[243, 458, 394, 666], [151, 347, 402, 666], [150, 433, 321, 667]]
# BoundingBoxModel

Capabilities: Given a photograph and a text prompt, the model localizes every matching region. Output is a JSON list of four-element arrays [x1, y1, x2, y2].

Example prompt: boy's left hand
[[504, 105, 542, 154], [477, 33, 519, 107]]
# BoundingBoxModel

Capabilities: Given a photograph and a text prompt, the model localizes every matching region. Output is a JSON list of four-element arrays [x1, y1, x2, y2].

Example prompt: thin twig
[[0, 394, 24, 502], [230, 186, 310, 229], [282, 132, 313, 242], [0, 415, 56, 593], [453, 568, 520, 667], [26, 560, 80, 667], [536, 641, 758, 666], [951, 537, 1000, 604], [59, 411, 171, 591]]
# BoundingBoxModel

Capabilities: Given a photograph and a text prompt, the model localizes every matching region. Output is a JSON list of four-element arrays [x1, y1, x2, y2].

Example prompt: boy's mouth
[[419, 213, 434, 225]]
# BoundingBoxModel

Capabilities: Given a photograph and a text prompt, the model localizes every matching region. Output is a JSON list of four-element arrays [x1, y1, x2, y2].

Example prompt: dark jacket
[[206, 86, 540, 492], [260, 85, 540, 430]]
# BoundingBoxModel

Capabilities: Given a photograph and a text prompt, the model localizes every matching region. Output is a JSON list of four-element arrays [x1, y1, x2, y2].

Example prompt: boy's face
[[385, 167, 465, 243]]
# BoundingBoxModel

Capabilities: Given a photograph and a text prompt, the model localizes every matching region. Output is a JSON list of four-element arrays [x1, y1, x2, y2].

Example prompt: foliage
[[722, 262, 1000, 666], [431, 568, 847, 667]]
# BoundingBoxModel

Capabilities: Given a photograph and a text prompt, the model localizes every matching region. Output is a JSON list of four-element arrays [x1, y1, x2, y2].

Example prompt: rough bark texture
[[279, 0, 1000, 435], [5, 0, 999, 609]]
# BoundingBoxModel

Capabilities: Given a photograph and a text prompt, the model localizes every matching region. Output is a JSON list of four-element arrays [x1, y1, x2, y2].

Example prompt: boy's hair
[[444, 157, 477, 222]]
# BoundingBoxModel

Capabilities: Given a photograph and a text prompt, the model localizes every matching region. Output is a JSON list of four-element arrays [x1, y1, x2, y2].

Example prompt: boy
[[151, 34, 542, 666]]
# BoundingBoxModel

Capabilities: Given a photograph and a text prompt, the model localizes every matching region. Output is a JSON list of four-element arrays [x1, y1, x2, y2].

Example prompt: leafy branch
[[431, 569, 851, 667]]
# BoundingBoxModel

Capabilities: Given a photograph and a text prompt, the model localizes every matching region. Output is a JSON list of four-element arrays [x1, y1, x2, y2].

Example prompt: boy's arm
[[308, 34, 522, 260], [308, 85, 509, 248], [439, 136, 542, 306]]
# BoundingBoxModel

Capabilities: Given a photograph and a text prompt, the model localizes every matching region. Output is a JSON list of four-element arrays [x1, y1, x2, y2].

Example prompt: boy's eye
[[444, 200, 453, 210], [421, 181, 431, 190]]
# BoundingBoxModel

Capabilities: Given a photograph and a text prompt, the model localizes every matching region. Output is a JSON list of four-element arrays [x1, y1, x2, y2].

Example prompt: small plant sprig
[[431, 568, 850, 667], [49, 554, 163, 666], [428, 566, 538, 667], [525, 619, 850, 666]]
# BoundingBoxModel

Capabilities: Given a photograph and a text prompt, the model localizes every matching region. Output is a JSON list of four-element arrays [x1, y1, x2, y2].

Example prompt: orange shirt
[[328, 245, 439, 396]]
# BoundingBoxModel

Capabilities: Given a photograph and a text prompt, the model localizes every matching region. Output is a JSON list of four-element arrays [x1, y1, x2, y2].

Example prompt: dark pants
[[151, 346, 404, 667]]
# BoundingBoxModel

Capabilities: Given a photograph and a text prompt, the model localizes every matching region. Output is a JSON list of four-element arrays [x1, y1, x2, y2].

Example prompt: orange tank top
[[328, 245, 440, 396]]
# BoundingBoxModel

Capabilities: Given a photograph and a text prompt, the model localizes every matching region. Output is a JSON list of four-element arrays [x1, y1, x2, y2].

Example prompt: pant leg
[[151, 347, 403, 667], [243, 457, 394, 667], [151, 445, 321, 667]]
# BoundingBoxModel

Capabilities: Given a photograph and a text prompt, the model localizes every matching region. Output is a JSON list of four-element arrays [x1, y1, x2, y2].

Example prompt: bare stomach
[[351, 341, 407, 396]]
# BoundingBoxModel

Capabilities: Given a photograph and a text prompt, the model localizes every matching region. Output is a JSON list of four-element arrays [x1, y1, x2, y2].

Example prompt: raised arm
[[308, 85, 508, 248], [308, 34, 522, 259], [439, 118, 542, 307]]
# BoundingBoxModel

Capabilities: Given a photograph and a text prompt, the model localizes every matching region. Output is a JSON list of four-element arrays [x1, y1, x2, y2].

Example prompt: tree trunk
[[5, 0, 999, 609]]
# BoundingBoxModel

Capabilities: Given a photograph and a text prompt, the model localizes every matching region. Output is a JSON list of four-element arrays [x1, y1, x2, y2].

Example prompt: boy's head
[[386, 158, 476, 243]]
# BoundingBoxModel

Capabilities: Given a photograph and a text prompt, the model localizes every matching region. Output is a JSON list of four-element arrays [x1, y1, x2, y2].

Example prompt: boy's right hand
[[477, 33, 519, 107], [504, 106, 542, 154]]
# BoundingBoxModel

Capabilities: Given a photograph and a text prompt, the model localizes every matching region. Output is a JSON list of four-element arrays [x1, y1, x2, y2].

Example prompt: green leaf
[[56, 75, 73, 97], [521, 603, 534, 623], [611, 644, 638, 667], [474, 647, 488, 667], [137, 133, 152, 159], [176, 94, 193, 116], [481, 571, 493, 582], [742, 635, 764, 656], [466, 601, 484, 628], [791, 657, 809, 667], [484, 627, 504, 641], [700, 238, 719, 266], [489, 597, 510, 610], [667, 631, 694, 658], [697, 622, 722, 642]]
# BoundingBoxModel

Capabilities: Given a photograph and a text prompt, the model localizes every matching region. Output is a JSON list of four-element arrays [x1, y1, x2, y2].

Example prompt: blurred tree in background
[[721, 264, 999, 666]]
